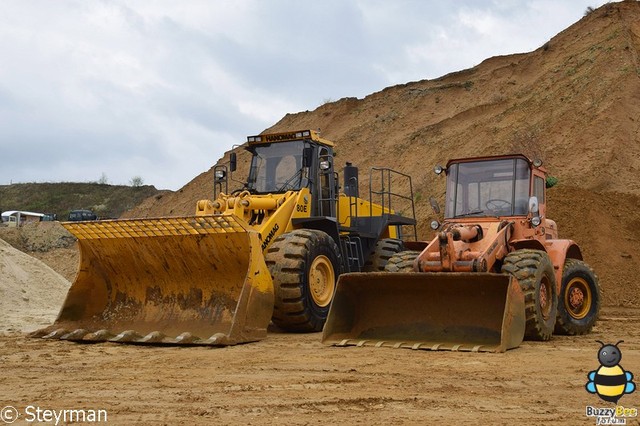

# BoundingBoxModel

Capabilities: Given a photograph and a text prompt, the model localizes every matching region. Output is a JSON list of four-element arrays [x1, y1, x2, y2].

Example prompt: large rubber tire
[[384, 250, 421, 272], [265, 229, 341, 332], [362, 238, 404, 272], [554, 259, 601, 335], [501, 249, 558, 341]]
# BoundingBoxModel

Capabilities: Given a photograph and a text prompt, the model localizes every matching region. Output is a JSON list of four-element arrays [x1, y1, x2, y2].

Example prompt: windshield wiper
[[454, 210, 485, 218]]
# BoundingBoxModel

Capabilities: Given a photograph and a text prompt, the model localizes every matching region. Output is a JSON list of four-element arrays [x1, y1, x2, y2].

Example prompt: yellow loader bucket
[[322, 272, 525, 352], [32, 216, 274, 345]]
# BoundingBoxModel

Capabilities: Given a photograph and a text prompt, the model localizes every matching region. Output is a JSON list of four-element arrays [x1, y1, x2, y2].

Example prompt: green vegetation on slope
[[0, 182, 166, 220]]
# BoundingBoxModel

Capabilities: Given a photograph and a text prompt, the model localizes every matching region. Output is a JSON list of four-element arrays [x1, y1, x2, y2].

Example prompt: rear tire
[[554, 259, 600, 335], [265, 229, 341, 332], [363, 238, 404, 272], [501, 249, 558, 341], [384, 250, 421, 272]]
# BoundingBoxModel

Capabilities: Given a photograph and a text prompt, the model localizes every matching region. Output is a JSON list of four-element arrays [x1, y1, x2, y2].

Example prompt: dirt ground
[[0, 307, 637, 426]]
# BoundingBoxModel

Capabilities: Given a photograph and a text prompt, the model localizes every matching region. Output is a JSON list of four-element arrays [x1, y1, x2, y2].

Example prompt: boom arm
[[416, 221, 513, 273]]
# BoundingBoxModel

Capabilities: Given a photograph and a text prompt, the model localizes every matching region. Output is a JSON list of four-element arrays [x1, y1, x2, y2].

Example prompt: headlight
[[434, 165, 445, 175], [531, 216, 541, 227], [430, 220, 440, 230], [214, 170, 226, 181], [320, 160, 331, 170]]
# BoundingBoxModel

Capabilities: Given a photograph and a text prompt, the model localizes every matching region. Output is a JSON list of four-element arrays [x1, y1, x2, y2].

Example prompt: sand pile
[[0, 237, 70, 334]]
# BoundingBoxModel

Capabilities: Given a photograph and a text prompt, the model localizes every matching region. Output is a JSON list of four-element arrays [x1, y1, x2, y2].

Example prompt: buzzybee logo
[[586, 341, 635, 403], [584, 340, 637, 425]]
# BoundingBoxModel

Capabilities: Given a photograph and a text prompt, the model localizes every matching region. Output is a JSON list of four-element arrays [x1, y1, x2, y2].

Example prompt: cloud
[[0, 0, 609, 190]]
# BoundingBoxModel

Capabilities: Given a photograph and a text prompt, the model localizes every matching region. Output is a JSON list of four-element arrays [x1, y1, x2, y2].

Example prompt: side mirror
[[528, 196, 542, 227], [230, 152, 237, 172], [528, 196, 539, 215], [302, 147, 313, 168]]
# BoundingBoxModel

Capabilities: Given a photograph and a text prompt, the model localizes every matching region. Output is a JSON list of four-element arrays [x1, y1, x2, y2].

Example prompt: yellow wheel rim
[[309, 255, 335, 307], [564, 277, 592, 320]]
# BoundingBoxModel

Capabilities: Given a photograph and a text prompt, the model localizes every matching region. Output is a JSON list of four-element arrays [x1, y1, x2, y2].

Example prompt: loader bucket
[[322, 272, 525, 352], [32, 216, 274, 346]]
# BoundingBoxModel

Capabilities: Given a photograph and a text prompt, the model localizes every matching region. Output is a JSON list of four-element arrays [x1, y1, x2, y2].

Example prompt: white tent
[[1, 210, 45, 226]]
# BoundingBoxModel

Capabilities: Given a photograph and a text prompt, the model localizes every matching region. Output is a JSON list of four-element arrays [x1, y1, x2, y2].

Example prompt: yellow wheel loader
[[322, 154, 601, 352], [34, 130, 416, 345]]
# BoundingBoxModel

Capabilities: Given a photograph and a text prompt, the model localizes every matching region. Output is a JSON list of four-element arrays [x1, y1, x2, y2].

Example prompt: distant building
[[1, 210, 46, 227]]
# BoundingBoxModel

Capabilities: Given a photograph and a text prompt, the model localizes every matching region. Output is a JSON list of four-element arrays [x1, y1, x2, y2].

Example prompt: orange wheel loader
[[33, 130, 416, 345], [322, 154, 600, 352]]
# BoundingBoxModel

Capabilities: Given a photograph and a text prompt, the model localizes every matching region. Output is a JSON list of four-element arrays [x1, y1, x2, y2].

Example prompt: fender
[[510, 238, 546, 252], [544, 239, 583, 289]]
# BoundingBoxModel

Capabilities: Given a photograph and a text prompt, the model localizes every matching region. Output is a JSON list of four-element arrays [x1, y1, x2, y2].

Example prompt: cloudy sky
[[0, 0, 609, 190]]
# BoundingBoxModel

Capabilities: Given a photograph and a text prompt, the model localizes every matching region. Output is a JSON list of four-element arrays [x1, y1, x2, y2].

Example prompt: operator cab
[[245, 139, 309, 194], [242, 130, 337, 217], [437, 155, 546, 219]]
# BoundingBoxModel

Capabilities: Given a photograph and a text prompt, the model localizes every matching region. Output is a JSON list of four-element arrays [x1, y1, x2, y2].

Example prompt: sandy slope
[[0, 238, 69, 334]]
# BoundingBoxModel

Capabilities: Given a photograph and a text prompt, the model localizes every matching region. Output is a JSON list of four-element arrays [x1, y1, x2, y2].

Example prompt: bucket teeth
[[34, 328, 233, 345], [140, 331, 166, 343], [43, 328, 69, 339], [110, 330, 142, 343], [202, 333, 228, 345], [61, 329, 89, 340], [84, 329, 114, 341], [174, 332, 199, 344], [29, 329, 49, 338]]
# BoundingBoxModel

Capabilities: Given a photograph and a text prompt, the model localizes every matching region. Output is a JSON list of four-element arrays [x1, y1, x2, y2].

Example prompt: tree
[[129, 176, 144, 187], [98, 172, 109, 185]]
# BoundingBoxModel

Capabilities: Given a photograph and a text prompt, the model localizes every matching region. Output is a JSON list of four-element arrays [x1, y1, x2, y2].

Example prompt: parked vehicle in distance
[[68, 210, 97, 221]]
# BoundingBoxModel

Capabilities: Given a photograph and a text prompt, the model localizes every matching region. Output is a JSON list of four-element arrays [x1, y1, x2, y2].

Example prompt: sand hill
[[0, 237, 70, 333], [121, 1, 640, 308]]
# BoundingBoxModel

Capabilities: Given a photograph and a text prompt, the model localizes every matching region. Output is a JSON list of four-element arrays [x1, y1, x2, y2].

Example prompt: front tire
[[363, 238, 404, 272], [554, 259, 600, 335], [384, 250, 421, 272], [501, 249, 558, 341], [265, 229, 341, 332]]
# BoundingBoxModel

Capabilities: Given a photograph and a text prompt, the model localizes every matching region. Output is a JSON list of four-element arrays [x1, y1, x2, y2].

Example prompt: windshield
[[246, 141, 307, 193], [445, 158, 530, 218]]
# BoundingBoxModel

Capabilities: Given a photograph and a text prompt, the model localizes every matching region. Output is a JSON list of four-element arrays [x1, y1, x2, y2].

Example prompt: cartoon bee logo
[[586, 340, 636, 403]]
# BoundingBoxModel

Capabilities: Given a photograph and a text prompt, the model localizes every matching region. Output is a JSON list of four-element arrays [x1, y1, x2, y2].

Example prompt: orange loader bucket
[[322, 272, 525, 352], [32, 215, 274, 345]]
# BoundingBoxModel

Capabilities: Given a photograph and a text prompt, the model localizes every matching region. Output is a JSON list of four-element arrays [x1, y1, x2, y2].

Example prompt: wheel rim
[[564, 277, 592, 320], [539, 277, 553, 320], [308, 255, 335, 307]]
